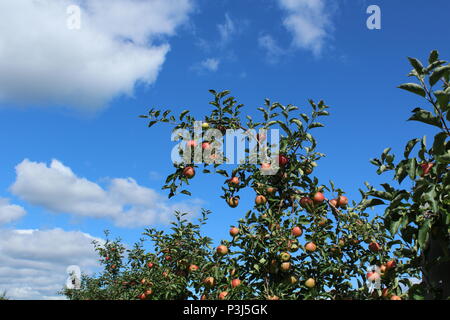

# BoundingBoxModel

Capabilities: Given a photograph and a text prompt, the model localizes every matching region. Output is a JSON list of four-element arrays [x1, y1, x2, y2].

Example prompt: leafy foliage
[[63, 50, 450, 300]]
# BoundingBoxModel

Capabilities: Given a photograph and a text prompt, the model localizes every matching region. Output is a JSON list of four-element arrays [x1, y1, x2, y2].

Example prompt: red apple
[[228, 177, 240, 186], [420, 162, 434, 176], [145, 289, 153, 296], [266, 187, 277, 194], [313, 192, 325, 204], [369, 242, 382, 252], [218, 291, 228, 300], [390, 295, 402, 300], [300, 197, 314, 209], [329, 199, 338, 208], [188, 264, 199, 272], [305, 278, 316, 288], [229, 227, 239, 237], [255, 195, 267, 206], [278, 155, 289, 166], [227, 197, 239, 208], [145, 262, 154, 268], [182, 166, 195, 179], [139, 293, 147, 300], [337, 195, 348, 207], [216, 245, 228, 255], [280, 262, 291, 272], [203, 277, 215, 288], [231, 279, 241, 288], [385, 260, 396, 270], [305, 242, 317, 252], [291, 226, 303, 237]]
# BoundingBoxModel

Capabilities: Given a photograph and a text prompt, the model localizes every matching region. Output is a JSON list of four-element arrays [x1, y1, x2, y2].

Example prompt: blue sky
[[0, 0, 448, 299]]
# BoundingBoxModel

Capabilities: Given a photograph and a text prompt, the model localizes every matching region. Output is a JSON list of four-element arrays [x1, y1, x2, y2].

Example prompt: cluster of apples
[[299, 192, 348, 212], [366, 259, 399, 300], [199, 244, 242, 300]]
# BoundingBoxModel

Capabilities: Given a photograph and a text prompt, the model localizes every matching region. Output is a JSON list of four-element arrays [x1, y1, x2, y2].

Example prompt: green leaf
[[434, 90, 450, 111], [404, 138, 420, 158], [428, 50, 439, 64], [389, 218, 403, 236], [308, 122, 324, 129], [423, 185, 438, 213], [408, 57, 424, 75], [398, 83, 426, 97], [359, 198, 385, 210], [290, 118, 303, 129], [381, 147, 392, 162], [432, 132, 448, 156], [430, 65, 450, 87], [394, 160, 408, 183], [418, 220, 431, 249], [277, 121, 292, 136], [370, 190, 393, 201], [300, 113, 310, 122], [407, 158, 416, 180], [180, 190, 192, 196], [408, 109, 442, 128], [215, 169, 229, 177], [179, 110, 190, 121]]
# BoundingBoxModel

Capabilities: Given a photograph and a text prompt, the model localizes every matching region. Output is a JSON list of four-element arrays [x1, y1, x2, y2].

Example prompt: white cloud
[[0, 0, 193, 112], [0, 198, 26, 225], [258, 34, 286, 63], [0, 228, 101, 300], [217, 13, 236, 47], [10, 159, 202, 228], [200, 58, 220, 72], [277, 0, 332, 55]]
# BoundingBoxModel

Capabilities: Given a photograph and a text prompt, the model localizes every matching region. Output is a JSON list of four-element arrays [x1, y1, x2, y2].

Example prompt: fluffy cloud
[[0, 198, 26, 225], [0, 228, 101, 300], [277, 0, 332, 55], [10, 159, 202, 228], [0, 0, 193, 111]]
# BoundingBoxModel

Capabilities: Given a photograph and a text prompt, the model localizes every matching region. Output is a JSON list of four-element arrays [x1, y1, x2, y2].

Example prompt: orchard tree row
[[63, 50, 449, 300]]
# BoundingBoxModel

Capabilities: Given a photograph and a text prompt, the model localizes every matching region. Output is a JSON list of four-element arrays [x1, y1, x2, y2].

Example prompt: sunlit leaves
[[408, 108, 442, 128], [398, 83, 426, 97]]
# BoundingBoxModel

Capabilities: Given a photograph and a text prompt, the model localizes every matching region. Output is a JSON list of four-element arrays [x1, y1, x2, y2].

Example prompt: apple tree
[[61, 50, 450, 300], [364, 50, 450, 299], [64, 91, 401, 300]]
